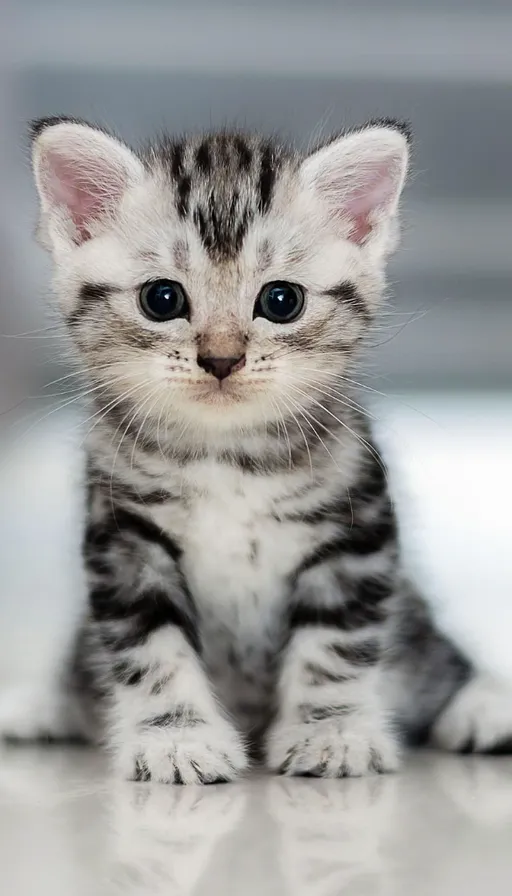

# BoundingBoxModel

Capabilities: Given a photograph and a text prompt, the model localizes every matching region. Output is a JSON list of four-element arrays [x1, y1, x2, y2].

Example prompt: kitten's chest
[[152, 462, 311, 620], [150, 462, 317, 724]]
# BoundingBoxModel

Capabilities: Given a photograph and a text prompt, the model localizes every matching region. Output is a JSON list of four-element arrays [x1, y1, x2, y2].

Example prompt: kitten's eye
[[139, 280, 189, 322], [254, 281, 305, 323]]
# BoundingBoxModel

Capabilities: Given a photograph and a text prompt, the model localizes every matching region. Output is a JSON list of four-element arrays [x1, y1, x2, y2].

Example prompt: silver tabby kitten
[[7, 117, 512, 782]]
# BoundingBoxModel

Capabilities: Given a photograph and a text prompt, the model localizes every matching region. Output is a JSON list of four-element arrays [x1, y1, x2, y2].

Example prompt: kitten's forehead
[[145, 133, 296, 263]]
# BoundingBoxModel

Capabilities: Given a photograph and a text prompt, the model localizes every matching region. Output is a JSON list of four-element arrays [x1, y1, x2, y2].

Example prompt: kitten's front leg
[[93, 587, 248, 784], [267, 563, 400, 778]]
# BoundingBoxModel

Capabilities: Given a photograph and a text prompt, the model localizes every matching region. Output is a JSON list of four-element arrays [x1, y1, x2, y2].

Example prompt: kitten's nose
[[197, 354, 246, 381]]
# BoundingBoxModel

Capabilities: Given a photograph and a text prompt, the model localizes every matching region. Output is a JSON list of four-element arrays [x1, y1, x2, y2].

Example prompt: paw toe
[[268, 718, 399, 779]]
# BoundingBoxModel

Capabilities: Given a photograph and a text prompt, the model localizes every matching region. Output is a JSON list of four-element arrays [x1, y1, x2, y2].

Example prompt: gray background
[[0, 0, 511, 400]]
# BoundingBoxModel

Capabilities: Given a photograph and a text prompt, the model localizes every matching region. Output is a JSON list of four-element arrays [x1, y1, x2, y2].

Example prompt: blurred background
[[1, 0, 512, 394], [0, 1, 511, 685]]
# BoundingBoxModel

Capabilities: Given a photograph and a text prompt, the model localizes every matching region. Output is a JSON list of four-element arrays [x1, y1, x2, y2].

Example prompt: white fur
[[110, 628, 247, 783], [432, 674, 512, 752], [268, 628, 399, 776], [13, 121, 418, 782], [268, 715, 399, 778], [0, 682, 86, 742], [115, 722, 248, 786]]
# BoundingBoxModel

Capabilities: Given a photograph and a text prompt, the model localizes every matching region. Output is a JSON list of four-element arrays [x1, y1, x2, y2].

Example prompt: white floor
[[1, 391, 512, 892], [1, 747, 512, 895]]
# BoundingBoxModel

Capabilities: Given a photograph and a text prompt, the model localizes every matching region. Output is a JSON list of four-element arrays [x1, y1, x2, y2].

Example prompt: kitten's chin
[[192, 384, 246, 407], [175, 383, 272, 433]]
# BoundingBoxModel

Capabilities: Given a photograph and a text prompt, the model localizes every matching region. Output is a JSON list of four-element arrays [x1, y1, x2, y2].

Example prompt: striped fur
[[4, 118, 511, 782]]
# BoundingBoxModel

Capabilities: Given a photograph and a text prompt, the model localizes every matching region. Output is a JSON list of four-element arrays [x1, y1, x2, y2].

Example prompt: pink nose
[[197, 355, 246, 381]]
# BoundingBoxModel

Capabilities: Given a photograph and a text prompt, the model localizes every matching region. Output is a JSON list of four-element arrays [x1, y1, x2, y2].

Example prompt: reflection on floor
[[0, 748, 512, 895]]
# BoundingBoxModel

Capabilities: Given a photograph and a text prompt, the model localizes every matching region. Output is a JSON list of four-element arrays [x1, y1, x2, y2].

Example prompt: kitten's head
[[31, 117, 409, 442]]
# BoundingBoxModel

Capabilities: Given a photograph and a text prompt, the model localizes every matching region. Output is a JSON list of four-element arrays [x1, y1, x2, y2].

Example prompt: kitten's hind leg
[[388, 588, 512, 755], [432, 673, 512, 755], [0, 680, 89, 744], [0, 626, 97, 745]]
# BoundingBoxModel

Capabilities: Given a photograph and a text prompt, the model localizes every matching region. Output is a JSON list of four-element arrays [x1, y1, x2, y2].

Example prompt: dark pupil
[[265, 285, 299, 319], [145, 282, 182, 318]]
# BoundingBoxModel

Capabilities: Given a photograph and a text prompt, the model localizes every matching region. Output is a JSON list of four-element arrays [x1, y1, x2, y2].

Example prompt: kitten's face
[[32, 121, 409, 441]]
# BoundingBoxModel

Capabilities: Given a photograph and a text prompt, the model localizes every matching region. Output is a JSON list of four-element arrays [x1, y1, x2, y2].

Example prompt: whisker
[[287, 383, 388, 480], [290, 372, 378, 422], [324, 371, 444, 428], [279, 402, 293, 469], [284, 395, 354, 526], [1, 331, 71, 340], [0, 323, 68, 339], [9, 376, 137, 447], [41, 364, 119, 391], [130, 387, 163, 472], [285, 396, 341, 473], [277, 394, 313, 477], [105, 380, 164, 516], [155, 402, 168, 465], [74, 382, 153, 455]]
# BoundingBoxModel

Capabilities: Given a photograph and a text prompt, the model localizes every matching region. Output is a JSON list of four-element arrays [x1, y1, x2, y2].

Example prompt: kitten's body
[[80, 401, 468, 750], [83, 399, 388, 743], [3, 119, 511, 781]]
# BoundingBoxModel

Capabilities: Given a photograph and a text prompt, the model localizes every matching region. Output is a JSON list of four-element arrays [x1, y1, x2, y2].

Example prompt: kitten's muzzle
[[197, 354, 246, 381]]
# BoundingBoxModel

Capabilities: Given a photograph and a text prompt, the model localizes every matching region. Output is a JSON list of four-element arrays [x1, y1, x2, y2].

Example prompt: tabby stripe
[[170, 140, 191, 218], [282, 495, 349, 525], [177, 174, 191, 219], [355, 461, 388, 501], [133, 756, 152, 782], [323, 282, 371, 321], [294, 537, 346, 576], [300, 704, 353, 723], [112, 661, 146, 686], [304, 662, 355, 685], [112, 507, 182, 562], [195, 141, 211, 173], [69, 283, 117, 326], [355, 576, 393, 604], [344, 515, 397, 555], [85, 521, 114, 550], [106, 476, 178, 505], [234, 135, 253, 171], [295, 517, 395, 576], [170, 142, 185, 179], [290, 598, 386, 633], [91, 585, 200, 653], [258, 144, 276, 213], [328, 639, 380, 666], [140, 707, 205, 728]]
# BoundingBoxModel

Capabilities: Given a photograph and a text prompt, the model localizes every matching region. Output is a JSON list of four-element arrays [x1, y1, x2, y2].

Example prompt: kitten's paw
[[267, 716, 400, 778], [432, 674, 512, 754], [0, 684, 86, 743], [117, 718, 249, 784]]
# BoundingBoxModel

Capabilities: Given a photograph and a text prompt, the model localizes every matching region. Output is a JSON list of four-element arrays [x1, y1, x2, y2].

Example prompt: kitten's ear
[[31, 117, 144, 253], [301, 122, 410, 253]]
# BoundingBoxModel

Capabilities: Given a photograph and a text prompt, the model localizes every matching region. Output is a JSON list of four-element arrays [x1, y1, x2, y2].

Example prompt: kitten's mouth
[[193, 379, 246, 404]]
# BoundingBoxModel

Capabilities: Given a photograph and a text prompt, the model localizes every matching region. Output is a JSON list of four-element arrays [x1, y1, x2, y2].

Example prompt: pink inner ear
[[342, 160, 399, 245], [45, 150, 126, 244]]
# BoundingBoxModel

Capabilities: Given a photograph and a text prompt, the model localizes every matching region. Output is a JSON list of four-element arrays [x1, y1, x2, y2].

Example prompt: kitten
[[3, 117, 511, 782]]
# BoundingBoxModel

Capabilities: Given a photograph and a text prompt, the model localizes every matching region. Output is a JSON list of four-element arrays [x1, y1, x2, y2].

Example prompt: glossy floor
[[1, 748, 512, 895]]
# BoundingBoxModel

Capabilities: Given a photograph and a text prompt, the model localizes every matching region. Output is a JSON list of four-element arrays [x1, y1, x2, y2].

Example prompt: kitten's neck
[[87, 390, 370, 481]]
